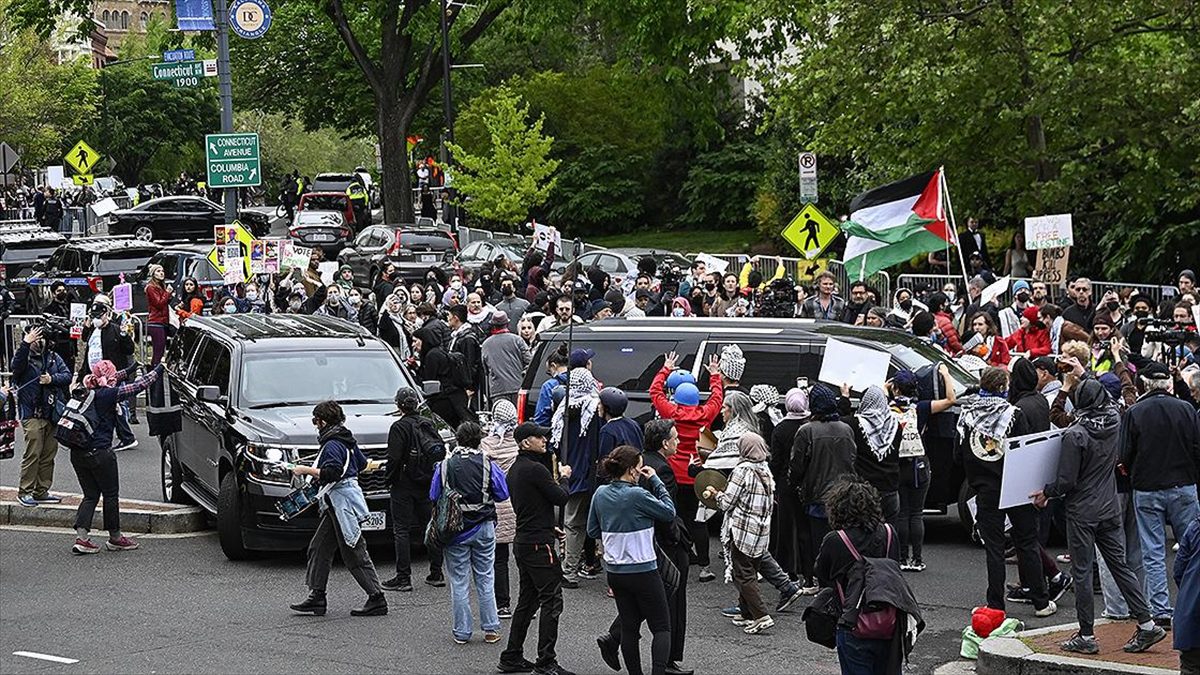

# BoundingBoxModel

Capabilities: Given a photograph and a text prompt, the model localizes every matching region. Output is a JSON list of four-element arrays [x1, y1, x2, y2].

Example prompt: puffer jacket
[[650, 366, 724, 486], [480, 433, 519, 544]]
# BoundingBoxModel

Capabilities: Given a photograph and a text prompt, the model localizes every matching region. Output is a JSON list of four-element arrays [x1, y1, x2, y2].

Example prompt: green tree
[[447, 88, 558, 227], [235, 111, 375, 199]]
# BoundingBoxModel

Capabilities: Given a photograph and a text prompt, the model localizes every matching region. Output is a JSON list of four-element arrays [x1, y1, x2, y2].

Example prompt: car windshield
[[241, 350, 407, 408], [94, 250, 156, 273]]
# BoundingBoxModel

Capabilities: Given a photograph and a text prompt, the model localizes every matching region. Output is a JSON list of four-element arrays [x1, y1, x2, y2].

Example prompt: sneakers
[[1047, 573, 1073, 603], [453, 636, 469, 645], [730, 616, 754, 627], [561, 577, 580, 589], [799, 583, 821, 596], [17, 494, 39, 507], [425, 574, 446, 588], [113, 440, 139, 452], [743, 615, 775, 634], [697, 567, 716, 583], [484, 631, 502, 644], [1060, 633, 1099, 655], [901, 559, 926, 572], [497, 606, 513, 619], [1006, 587, 1035, 604], [497, 658, 535, 673], [597, 633, 620, 671], [381, 576, 413, 592], [350, 593, 388, 616], [1034, 600, 1058, 618], [32, 494, 62, 504], [1056, 553, 1072, 564], [289, 591, 327, 616], [720, 606, 743, 619], [1101, 612, 1131, 621], [105, 536, 139, 551], [776, 583, 802, 613], [578, 564, 602, 579], [1123, 625, 1168, 653], [71, 538, 100, 555]]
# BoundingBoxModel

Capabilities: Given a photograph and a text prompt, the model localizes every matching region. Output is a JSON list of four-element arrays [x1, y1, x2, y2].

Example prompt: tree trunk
[[377, 101, 414, 224]]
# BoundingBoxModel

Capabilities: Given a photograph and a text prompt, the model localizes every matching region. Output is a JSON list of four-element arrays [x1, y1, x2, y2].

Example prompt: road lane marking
[[13, 651, 79, 664]]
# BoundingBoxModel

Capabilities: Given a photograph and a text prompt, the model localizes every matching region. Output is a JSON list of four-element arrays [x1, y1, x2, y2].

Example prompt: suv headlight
[[245, 443, 299, 484]]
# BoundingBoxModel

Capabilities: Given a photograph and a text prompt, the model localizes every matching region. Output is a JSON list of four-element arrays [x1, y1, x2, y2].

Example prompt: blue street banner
[[176, 0, 215, 31]]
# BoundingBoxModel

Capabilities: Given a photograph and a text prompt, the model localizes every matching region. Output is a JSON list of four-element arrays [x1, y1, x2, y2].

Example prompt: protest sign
[[90, 197, 119, 217], [1024, 214, 1073, 250], [249, 240, 266, 274], [818, 338, 891, 392], [318, 261, 338, 286], [69, 303, 86, 320], [694, 253, 729, 275], [531, 222, 560, 253], [112, 283, 133, 311], [223, 264, 245, 285], [981, 276, 1010, 306], [1032, 247, 1070, 288], [264, 240, 280, 273], [999, 429, 1065, 509]]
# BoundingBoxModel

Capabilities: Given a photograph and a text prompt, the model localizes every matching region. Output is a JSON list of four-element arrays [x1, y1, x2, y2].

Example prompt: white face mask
[[224, 304, 237, 314], [245, 291, 258, 301], [349, 295, 361, 306], [91, 318, 104, 328], [450, 280, 463, 290]]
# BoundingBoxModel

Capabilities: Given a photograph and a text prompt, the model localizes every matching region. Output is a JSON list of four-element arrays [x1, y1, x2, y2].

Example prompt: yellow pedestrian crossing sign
[[794, 258, 829, 282], [65, 140, 102, 175], [782, 203, 840, 260], [72, 174, 95, 186]]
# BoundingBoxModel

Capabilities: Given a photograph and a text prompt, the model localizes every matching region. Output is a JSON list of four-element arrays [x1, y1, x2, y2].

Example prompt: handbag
[[802, 586, 841, 648], [1, 393, 17, 461], [836, 526, 899, 640], [655, 542, 681, 598]]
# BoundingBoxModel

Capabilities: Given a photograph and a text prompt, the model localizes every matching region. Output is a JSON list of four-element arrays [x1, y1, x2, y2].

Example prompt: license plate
[[361, 511, 387, 531], [419, 254, 437, 263], [309, 233, 335, 242]]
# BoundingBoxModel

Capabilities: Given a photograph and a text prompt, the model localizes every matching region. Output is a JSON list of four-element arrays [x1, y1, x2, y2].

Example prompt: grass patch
[[589, 228, 762, 254]]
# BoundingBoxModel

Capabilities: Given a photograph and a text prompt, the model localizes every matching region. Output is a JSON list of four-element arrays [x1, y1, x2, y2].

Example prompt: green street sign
[[151, 60, 205, 88], [205, 133, 261, 188]]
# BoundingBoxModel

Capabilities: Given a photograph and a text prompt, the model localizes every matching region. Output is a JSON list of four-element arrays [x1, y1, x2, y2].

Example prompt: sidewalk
[[978, 620, 1179, 675], [0, 486, 209, 534]]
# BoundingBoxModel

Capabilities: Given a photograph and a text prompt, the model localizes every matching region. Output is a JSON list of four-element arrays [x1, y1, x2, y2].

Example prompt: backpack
[[448, 350, 474, 390], [404, 417, 446, 484], [424, 453, 491, 552], [836, 525, 900, 640], [55, 389, 103, 452]]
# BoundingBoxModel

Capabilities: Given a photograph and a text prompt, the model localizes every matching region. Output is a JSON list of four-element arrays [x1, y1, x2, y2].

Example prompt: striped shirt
[[587, 476, 675, 573]]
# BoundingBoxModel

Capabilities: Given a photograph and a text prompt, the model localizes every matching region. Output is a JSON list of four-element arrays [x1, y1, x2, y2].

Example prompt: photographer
[[11, 326, 72, 507], [78, 300, 138, 452], [1140, 301, 1197, 366], [44, 281, 77, 367]]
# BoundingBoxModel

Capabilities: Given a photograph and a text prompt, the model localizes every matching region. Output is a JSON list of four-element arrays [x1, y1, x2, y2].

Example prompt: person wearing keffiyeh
[[960, 367, 1056, 617], [550, 367, 602, 587], [481, 399, 520, 615], [840, 385, 901, 529]]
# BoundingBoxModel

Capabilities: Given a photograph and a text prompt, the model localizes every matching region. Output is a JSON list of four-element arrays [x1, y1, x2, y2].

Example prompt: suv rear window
[[301, 195, 349, 211], [396, 230, 455, 251], [527, 340, 679, 393]]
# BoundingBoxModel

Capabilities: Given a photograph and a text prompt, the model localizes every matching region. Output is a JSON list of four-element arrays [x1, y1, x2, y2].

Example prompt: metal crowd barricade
[[827, 260, 891, 304], [1091, 281, 1175, 307], [1, 312, 150, 376]]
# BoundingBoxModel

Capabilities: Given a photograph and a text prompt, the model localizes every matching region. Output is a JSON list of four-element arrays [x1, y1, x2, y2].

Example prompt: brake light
[[447, 231, 459, 252], [340, 227, 351, 237], [516, 390, 528, 423]]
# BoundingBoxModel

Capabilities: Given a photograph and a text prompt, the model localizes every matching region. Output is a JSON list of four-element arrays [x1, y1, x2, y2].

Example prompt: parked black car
[[159, 313, 449, 559], [108, 196, 270, 242], [0, 226, 67, 312], [26, 237, 162, 312], [518, 317, 977, 528], [337, 225, 458, 286]]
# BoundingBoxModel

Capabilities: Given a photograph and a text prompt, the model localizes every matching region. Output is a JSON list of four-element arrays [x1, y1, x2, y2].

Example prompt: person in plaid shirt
[[703, 432, 776, 635]]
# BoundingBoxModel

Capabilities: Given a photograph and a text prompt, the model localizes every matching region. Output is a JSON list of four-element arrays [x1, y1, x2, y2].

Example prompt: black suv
[[160, 313, 447, 559], [519, 317, 978, 528], [0, 226, 67, 312], [26, 237, 161, 313]]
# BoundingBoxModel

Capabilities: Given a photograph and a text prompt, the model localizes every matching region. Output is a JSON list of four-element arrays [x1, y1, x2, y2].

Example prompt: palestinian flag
[[841, 169, 952, 280]]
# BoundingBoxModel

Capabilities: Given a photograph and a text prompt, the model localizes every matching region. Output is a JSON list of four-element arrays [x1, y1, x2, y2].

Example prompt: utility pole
[[439, 0, 456, 228], [214, 0, 237, 223]]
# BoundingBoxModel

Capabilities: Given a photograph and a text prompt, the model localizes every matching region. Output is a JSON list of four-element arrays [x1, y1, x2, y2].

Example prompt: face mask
[[1106, 300, 1119, 312], [245, 291, 258, 301], [899, 299, 912, 311], [503, 286, 514, 297], [289, 300, 302, 310], [224, 304, 236, 313], [672, 308, 685, 317], [91, 318, 104, 328], [450, 280, 462, 290], [349, 295, 361, 306], [1016, 292, 1029, 303], [1134, 309, 1150, 319]]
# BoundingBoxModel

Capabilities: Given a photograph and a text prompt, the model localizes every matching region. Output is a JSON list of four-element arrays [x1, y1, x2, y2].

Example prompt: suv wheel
[[160, 434, 192, 504], [133, 224, 154, 241], [217, 472, 250, 560]]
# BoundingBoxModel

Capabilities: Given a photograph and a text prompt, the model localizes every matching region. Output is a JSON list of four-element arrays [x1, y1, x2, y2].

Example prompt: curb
[[978, 635, 1177, 675], [0, 499, 209, 534]]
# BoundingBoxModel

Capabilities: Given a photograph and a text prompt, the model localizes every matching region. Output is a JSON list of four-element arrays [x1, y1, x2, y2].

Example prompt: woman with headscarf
[[481, 399, 520, 618], [771, 387, 816, 592], [412, 323, 472, 428], [700, 390, 760, 473], [839, 385, 901, 529], [702, 432, 777, 634], [378, 293, 411, 360], [69, 358, 164, 555], [550, 367, 603, 588], [670, 296, 693, 317], [790, 383, 857, 578], [750, 384, 783, 450]]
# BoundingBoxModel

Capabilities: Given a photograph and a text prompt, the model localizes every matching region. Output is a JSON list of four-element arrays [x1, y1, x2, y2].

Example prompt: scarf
[[784, 387, 811, 421], [550, 368, 600, 445], [809, 383, 839, 420], [490, 400, 519, 438], [83, 360, 117, 389], [738, 431, 769, 462], [707, 419, 754, 471], [957, 391, 1016, 443], [1072, 379, 1120, 433], [855, 385, 898, 461]]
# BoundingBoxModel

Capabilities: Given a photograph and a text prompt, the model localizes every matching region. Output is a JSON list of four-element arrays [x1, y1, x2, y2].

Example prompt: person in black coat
[[957, 217, 991, 270], [770, 388, 814, 589], [413, 323, 473, 428], [77, 302, 137, 449]]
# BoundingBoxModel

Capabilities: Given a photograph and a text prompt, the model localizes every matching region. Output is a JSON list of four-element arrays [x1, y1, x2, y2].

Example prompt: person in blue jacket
[[10, 325, 72, 507], [551, 367, 603, 588], [1176, 514, 1200, 674], [534, 345, 569, 425]]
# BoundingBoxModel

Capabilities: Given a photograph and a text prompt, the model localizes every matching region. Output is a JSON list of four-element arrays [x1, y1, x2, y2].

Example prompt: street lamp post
[[439, 0, 456, 228], [214, 0, 237, 223]]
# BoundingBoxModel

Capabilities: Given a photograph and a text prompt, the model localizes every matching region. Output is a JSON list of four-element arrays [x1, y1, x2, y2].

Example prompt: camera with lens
[[1136, 317, 1176, 328], [36, 313, 74, 340], [1095, 339, 1112, 351], [757, 277, 798, 318], [1144, 328, 1192, 345]]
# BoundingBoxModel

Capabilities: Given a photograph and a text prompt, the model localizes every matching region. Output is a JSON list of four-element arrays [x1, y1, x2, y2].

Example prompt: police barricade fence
[[2, 313, 150, 381], [895, 274, 1175, 307], [1091, 281, 1177, 308]]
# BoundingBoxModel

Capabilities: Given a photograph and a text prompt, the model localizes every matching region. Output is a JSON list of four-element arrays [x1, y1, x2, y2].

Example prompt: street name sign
[[152, 60, 205, 87], [206, 133, 261, 188], [163, 48, 196, 62]]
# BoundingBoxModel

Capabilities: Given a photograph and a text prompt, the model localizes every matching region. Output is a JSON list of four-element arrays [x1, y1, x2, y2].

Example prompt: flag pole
[[940, 167, 971, 290]]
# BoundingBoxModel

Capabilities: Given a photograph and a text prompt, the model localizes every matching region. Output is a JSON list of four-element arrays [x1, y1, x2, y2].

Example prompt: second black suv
[[0, 226, 67, 312], [26, 236, 161, 313], [160, 313, 448, 560]]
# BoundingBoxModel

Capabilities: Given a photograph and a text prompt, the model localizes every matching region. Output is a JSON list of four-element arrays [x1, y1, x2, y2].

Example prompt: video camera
[[757, 277, 798, 318], [35, 313, 74, 343]]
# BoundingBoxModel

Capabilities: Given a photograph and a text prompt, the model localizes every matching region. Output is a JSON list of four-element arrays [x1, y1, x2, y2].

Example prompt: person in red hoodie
[[143, 264, 173, 365], [651, 350, 724, 581], [1005, 305, 1052, 358], [926, 292, 963, 355]]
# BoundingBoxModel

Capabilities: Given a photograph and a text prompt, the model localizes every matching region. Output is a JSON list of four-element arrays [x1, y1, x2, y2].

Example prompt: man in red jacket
[[650, 351, 723, 581]]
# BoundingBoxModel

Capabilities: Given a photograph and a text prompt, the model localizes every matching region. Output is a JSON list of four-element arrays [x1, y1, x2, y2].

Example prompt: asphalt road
[[0, 424, 1123, 675]]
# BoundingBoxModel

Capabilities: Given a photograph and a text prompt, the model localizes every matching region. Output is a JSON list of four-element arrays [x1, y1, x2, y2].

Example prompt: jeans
[[758, 551, 793, 593], [1134, 485, 1200, 618], [444, 520, 500, 641], [835, 629, 895, 675], [1065, 515, 1151, 635], [70, 448, 120, 534], [1099, 492, 1143, 617], [897, 461, 930, 562], [18, 418, 58, 498], [608, 570, 672, 675], [501, 543, 563, 670], [562, 492, 591, 581], [306, 507, 383, 596], [976, 490, 1048, 610], [390, 481, 442, 582], [879, 490, 900, 532], [115, 400, 135, 446]]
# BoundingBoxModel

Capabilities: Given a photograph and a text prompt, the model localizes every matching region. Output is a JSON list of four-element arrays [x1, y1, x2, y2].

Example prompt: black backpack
[[405, 417, 447, 484], [55, 389, 103, 451], [447, 350, 475, 390]]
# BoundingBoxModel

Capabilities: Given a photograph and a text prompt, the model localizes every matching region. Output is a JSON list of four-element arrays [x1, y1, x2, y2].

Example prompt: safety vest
[[346, 185, 367, 204]]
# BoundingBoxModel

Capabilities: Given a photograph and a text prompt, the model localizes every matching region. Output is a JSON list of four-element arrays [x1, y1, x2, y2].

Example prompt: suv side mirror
[[197, 385, 222, 403], [421, 380, 441, 397], [32, 260, 46, 272]]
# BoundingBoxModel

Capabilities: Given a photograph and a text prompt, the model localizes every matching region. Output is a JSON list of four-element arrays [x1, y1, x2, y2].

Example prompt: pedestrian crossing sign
[[794, 258, 829, 282], [65, 140, 101, 175], [782, 203, 840, 261]]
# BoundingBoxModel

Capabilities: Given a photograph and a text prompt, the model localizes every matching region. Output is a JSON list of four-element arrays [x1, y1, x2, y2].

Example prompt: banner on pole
[[176, 0, 215, 30]]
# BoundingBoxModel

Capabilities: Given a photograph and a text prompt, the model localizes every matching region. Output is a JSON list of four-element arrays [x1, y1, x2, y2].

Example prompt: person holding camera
[[11, 326, 72, 508], [78, 300, 137, 451]]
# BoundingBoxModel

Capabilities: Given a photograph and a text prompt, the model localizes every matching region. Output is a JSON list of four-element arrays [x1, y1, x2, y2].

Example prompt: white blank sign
[[818, 338, 891, 392], [999, 429, 1065, 509]]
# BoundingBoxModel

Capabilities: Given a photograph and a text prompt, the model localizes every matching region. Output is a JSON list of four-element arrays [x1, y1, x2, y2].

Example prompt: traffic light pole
[[214, 0, 237, 223]]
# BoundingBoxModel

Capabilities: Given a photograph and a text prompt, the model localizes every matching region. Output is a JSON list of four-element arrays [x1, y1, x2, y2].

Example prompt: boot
[[289, 590, 327, 616], [350, 593, 388, 616]]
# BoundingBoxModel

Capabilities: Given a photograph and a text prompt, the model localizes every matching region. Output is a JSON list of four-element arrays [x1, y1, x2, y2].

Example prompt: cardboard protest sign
[[1033, 247, 1070, 288], [264, 240, 280, 273], [531, 222, 560, 253], [981, 276, 1011, 306], [249, 240, 266, 274], [818, 338, 891, 391], [1024, 214, 1073, 250], [112, 283, 133, 311], [999, 430, 1065, 509]]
